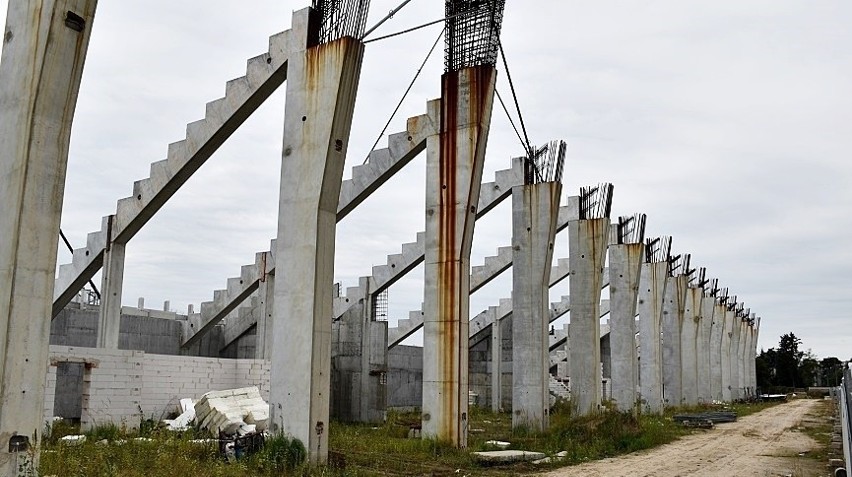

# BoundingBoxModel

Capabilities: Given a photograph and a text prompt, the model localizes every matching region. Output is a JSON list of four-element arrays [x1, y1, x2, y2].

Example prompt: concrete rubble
[[472, 450, 547, 464], [194, 387, 269, 435]]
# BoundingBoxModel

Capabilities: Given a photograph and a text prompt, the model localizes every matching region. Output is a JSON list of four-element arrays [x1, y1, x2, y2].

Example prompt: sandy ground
[[544, 399, 828, 477]]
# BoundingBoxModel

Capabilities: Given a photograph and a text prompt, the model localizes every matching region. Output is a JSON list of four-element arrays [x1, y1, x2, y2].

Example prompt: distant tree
[[776, 333, 803, 387], [756, 347, 777, 389], [798, 349, 819, 388], [820, 357, 844, 387]]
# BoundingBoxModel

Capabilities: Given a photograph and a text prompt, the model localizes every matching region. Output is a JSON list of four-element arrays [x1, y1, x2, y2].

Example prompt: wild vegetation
[[756, 332, 846, 391], [38, 400, 781, 476]]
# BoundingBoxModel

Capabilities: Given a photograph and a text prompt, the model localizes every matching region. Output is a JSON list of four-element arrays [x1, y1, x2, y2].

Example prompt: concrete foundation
[[511, 181, 561, 431], [0, 1, 97, 471], [607, 215, 645, 412], [270, 16, 365, 462], [637, 237, 671, 413], [422, 66, 495, 447]]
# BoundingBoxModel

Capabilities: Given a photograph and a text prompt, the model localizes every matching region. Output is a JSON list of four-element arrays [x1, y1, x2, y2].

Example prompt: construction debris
[[472, 450, 546, 464], [194, 387, 269, 435], [163, 398, 195, 431], [58, 435, 86, 446], [672, 411, 737, 424]]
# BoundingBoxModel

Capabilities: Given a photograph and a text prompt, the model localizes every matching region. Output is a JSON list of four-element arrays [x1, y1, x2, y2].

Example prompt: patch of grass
[[797, 398, 834, 463]]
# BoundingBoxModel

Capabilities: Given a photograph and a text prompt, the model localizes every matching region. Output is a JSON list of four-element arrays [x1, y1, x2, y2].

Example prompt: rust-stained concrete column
[[637, 237, 671, 414], [422, 65, 495, 446], [608, 214, 646, 412], [0, 1, 97, 472], [567, 185, 613, 416], [270, 6, 367, 462], [709, 291, 728, 402], [512, 152, 564, 431]]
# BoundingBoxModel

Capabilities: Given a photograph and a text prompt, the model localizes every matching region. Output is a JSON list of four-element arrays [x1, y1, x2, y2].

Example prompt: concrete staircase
[[209, 158, 525, 350], [549, 375, 571, 401], [181, 106, 436, 347], [53, 12, 310, 316]]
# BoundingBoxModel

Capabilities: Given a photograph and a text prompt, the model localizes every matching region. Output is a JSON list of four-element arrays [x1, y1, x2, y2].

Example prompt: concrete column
[[607, 214, 645, 412], [512, 181, 561, 431], [729, 308, 741, 400], [736, 310, 748, 398], [680, 283, 703, 406], [422, 66, 495, 447], [709, 297, 726, 402], [567, 193, 611, 416], [270, 25, 365, 462], [255, 272, 274, 360], [752, 316, 761, 393], [662, 272, 687, 407], [97, 217, 124, 348], [490, 319, 502, 412], [696, 287, 714, 403], [0, 1, 97, 472], [638, 237, 671, 414], [720, 304, 734, 402]]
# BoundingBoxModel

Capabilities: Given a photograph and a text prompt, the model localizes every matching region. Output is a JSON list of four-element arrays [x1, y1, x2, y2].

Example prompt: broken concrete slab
[[485, 440, 511, 449], [194, 386, 269, 435], [472, 450, 546, 464]]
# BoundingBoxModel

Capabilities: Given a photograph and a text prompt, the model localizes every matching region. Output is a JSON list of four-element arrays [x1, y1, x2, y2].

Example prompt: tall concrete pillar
[[270, 5, 367, 462], [0, 1, 97, 472], [662, 259, 688, 407], [752, 316, 761, 393], [422, 63, 496, 446], [491, 319, 502, 412], [638, 237, 671, 413], [608, 214, 646, 412], [97, 216, 124, 348], [729, 305, 742, 400], [720, 298, 736, 402], [254, 271, 274, 360], [680, 269, 705, 406], [568, 184, 613, 416], [736, 307, 748, 398], [512, 145, 564, 431], [709, 291, 727, 402], [696, 281, 715, 403]]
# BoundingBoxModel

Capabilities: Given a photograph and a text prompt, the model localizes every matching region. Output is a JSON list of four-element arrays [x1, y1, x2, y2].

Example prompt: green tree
[[820, 357, 844, 386], [776, 333, 803, 387]]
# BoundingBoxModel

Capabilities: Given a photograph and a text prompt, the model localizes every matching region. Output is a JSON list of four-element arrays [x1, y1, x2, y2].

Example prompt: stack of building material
[[194, 387, 269, 435]]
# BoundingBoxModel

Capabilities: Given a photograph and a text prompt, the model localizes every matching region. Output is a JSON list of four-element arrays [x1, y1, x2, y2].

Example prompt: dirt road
[[545, 399, 828, 477]]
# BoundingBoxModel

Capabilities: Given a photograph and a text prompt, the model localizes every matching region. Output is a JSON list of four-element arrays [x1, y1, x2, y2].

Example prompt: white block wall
[[45, 346, 270, 429]]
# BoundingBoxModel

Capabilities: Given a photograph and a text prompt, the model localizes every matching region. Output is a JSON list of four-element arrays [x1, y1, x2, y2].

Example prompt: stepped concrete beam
[[422, 66, 496, 447], [662, 268, 688, 407], [0, 1, 97, 471], [182, 250, 272, 348], [638, 236, 671, 414], [512, 179, 562, 432], [269, 26, 366, 463], [567, 184, 613, 416], [680, 277, 705, 406], [709, 295, 727, 402], [697, 285, 715, 403], [608, 214, 646, 412], [52, 10, 308, 316], [720, 299, 736, 401]]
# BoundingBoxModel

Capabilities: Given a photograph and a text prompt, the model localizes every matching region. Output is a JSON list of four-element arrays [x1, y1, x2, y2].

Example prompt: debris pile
[[194, 386, 269, 435], [672, 410, 737, 426]]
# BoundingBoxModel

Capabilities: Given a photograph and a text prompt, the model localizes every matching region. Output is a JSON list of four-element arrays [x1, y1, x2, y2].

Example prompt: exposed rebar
[[444, 0, 505, 72], [313, 0, 371, 43], [579, 183, 614, 220]]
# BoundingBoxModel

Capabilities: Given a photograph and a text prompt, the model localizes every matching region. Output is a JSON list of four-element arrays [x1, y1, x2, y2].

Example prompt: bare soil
[[544, 399, 829, 477]]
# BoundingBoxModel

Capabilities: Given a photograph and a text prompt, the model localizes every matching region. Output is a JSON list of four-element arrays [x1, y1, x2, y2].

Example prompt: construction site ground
[[545, 398, 832, 477]]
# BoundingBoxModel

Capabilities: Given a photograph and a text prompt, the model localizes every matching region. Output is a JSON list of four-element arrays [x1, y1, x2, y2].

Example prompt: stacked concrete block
[[195, 386, 269, 434]]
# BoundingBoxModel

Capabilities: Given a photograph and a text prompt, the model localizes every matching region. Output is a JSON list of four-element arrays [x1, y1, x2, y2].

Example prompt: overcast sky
[[2, 1, 850, 359]]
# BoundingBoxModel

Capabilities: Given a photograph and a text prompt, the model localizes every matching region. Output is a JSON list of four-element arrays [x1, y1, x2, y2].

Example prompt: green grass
[[39, 400, 783, 476]]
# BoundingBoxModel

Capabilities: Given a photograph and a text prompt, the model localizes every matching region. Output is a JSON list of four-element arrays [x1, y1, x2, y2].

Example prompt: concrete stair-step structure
[[53, 13, 310, 316], [179, 108, 439, 348]]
